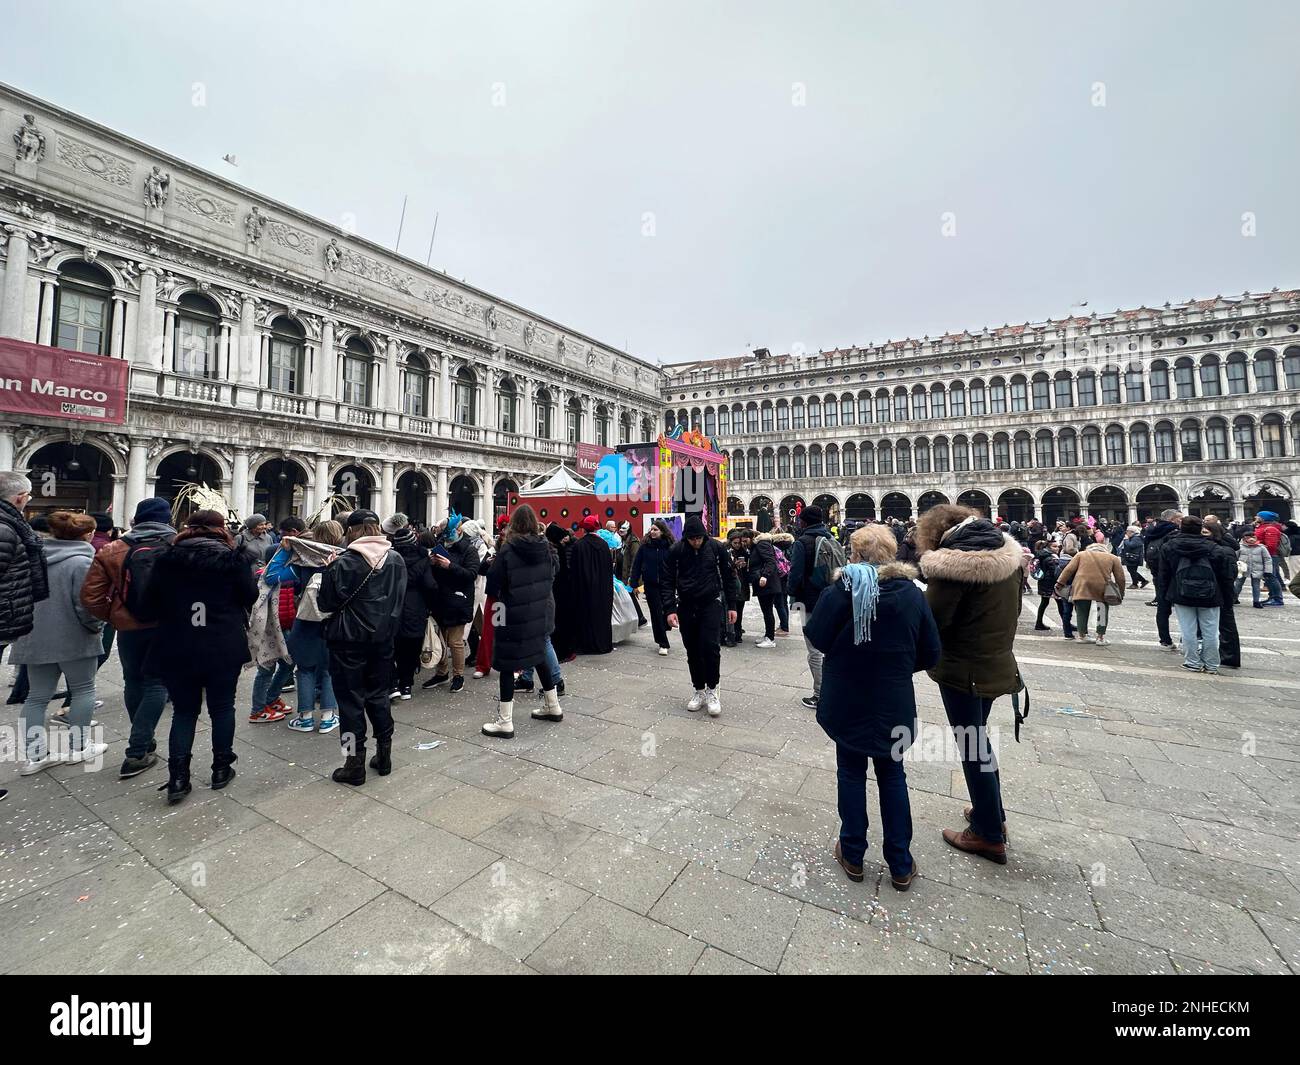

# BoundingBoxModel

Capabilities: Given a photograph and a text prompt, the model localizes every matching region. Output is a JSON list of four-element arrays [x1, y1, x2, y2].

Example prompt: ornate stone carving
[[157, 272, 183, 301], [587, 348, 597, 368], [29, 234, 58, 265], [484, 305, 500, 332], [266, 219, 317, 257], [244, 206, 267, 244], [56, 134, 132, 186], [339, 247, 421, 297], [324, 237, 342, 271], [173, 182, 236, 226], [14, 114, 45, 162], [144, 166, 170, 208], [522, 321, 536, 349], [556, 335, 566, 357]]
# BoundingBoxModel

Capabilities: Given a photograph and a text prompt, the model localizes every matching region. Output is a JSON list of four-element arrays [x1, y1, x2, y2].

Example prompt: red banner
[[575, 442, 613, 477], [0, 337, 128, 424]]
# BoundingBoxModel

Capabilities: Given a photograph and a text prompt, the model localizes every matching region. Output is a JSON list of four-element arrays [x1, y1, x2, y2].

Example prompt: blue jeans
[[118, 628, 168, 759], [1266, 557, 1285, 602], [939, 685, 1006, 845], [1056, 597, 1075, 636], [1174, 604, 1220, 670], [835, 744, 913, 876], [518, 637, 562, 687], [295, 662, 337, 716], [252, 659, 294, 712], [775, 595, 790, 631]]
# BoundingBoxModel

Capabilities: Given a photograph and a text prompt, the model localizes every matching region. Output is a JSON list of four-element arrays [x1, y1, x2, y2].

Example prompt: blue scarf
[[839, 562, 880, 645]]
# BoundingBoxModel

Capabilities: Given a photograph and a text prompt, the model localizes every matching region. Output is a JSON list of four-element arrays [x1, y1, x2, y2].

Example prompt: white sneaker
[[389, 689, 401, 700], [1080, 634, 1094, 643], [657, 647, 668, 657], [472, 670, 486, 679], [1094, 635, 1107, 646], [20, 753, 58, 776], [68, 742, 108, 765], [704, 688, 721, 717], [686, 689, 705, 712], [755, 637, 776, 648]]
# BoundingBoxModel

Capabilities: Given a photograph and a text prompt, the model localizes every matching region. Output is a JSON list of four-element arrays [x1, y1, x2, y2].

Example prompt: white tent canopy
[[519, 464, 594, 496]]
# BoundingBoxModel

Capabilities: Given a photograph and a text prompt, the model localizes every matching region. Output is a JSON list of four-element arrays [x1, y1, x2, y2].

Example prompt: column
[[111, 475, 127, 526], [484, 373, 497, 431], [0, 426, 14, 470], [161, 310, 176, 373], [125, 441, 148, 518], [384, 338, 401, 428], [522, 377, 535, 436], [380, 461, 396, 517], [238, 295, 256, 385], [109, 297, 126, 358], [317, 319, 336, 399], [439, 360, 452, 420], [134, 266, 159, 367], [218, 324, 233, 381], [0, 227, 32, 340], [434, 466, 447, 519], [314, 455, 331, 519], [36, 277, 55, 345], [231, 448, 250, 521]]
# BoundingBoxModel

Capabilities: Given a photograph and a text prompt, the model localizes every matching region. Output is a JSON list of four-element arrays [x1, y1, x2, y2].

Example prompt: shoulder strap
[[336, 559, 380, 614]]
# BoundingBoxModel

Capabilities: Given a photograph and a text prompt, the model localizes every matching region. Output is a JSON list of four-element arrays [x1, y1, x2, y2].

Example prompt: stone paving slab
[[1, 593, 1298, 973]]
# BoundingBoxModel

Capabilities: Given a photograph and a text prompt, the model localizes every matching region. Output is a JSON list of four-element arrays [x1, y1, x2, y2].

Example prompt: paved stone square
[[1, 594, 1298, 975]]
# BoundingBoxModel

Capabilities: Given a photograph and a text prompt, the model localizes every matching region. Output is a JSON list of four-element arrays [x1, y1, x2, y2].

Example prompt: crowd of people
[[0, 467, 1292, 886]]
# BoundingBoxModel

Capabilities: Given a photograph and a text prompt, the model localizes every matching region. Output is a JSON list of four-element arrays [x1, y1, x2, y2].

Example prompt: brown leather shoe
[[963, 805, 1009, 842], [889, 859, 918, 892], [943, 827, 1008, 865], [832, 840, 864, 883]]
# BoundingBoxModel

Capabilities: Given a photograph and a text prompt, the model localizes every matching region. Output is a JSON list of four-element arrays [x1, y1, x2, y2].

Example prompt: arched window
[[1150, 360, 1170, 400], [595, 403, 612, 447], [840, 393, 854, 426], [1105, 424, 1126, 465], [914, 437, 931, 473], [1226, 353, 1248, 394], [55, 260, 114, 356], [704, 407, 717, 436], [776, 401, 790, 432], [1125, 365, 1145, 403], [992, 433, 1010, 470], [972, 434, 990, 471], [842, 442, 858, 476], [777, 447, 791, 479], [1233, 416, 1257, 459], [1058, 428, 1078, 467], [949, 382, 966, 417], [933, 435, 950, 472], [1262, 413, 1285, 457], [455, 365, 478, 425], [1179, 418, 1202, 461], [747, 449, 760, 480], [893, 388, 908, 421], [690, 407, 702, 430], [1081, 427, 1102, 466], [1255, 350, 1278, 392], [911, 386, 927, 421], [1130, 422, 1151, 464], [401, 351, 429, 416], [342, 337, 373, 406], [1009, 375, 1027, 412], [718, 405, 731, 434], [1199, 354, 1222, 397], [1076, 370, 1097, 406], [1014, 431, 1032, 469], [969, 379, 987, 416], [1031, 373, 1050, 410], [1284, 347, 1300, 390], [806, 397, 821, 429], [930, 384, 947, 418], [856, 391, 871, 424], [875, 389, 890, 423], [1100, 367, 1121, 405], [792, 398, 806, 430], [761, 401, 774, 433], [988, 377, 1007, 414], [619, 410, 631, 445], [746, 402, 760, 433], [952, 435, 970, 472], [823, 394, 838, 428], [565, 396, 582, 442], [174, 291, 221, 379], [809, 445, 823, 477], [861, 442, 875, 475], [1154, 421, 1176, 462], [877, 441, 893, 475], [762, 448, 775, 479], [1204, 417, 1228, 461], [825, 444, 839, 476], [793, 446, 807, 478], [534, 387, 553, 438], [1035, 429, 1054, 468], [1174, 357, 1196, 399], [1291, 415, 1300, 457], [1054, 372, 1074, 408]]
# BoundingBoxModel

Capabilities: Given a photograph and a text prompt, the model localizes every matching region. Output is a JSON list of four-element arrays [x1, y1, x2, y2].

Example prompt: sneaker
[[270, 697, 292, 714], [1265, 601, 1285, 608], [472, 670, 486, 679], [249, 706, 287, 723], [68, 742, 108, 765], [800, 695, 818, 710], [1145, 599, 1159, 607], [317, 714, 339, 734], [449, 676, 465, 694], [705, 688, 721, 717], [20, 753, 58, 775], [775, 629, 790, 638], [119, 753, 159, 779], [755, 637, 776, 648], [286, 714, 316, 732], [514, 677, 535, 693], [1032, 624, 1050, 631], [389, 688, 401, 700], [0, 788, 6, 802], [657, 646, 669, 657], [400, 687, 412, 701], [48, 715, 100, 728], [1205, 668, 1220, 675], [422, 673, 449, 689], [1253, 602, 1265, 609], [1181, 662, 1203, 672], [1161, 642, 1179, 653], [1063, 633, 1076, 640], [1080, 634, 1093, 643], [1094, 635, 1107, 646], [686, 689, 705, 712]]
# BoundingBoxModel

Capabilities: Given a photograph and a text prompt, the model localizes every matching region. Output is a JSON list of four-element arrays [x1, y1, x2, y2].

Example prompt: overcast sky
[[4, 0, 1296, 363]]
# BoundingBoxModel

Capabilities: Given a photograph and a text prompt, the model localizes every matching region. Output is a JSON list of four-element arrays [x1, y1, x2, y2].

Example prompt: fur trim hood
[[769, 532, 795, 546], [920, 532, 1024, 585]]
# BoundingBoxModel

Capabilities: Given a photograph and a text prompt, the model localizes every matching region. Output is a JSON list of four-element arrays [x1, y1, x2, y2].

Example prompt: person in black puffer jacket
[[750, 532, 785, 645], [423, 515, 482, 693], [0, 473, 50, 646], [384, 514, 438, 699], [631, 519, 674, 654], [319, 509, 408, 786], [1031, 540, 1057, 630], [1143, 510, 1182, 646], [141, 510, 258, 804], [481, 504, 562, 738]]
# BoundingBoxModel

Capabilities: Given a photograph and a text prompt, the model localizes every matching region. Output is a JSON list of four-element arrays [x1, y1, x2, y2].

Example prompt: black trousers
[[1125, 564, 1146, 587], [498, 658, 557, 700], [679, 597, 723, 689], [328, 641, 395, 754], [393, 635, 424, 690], [1155, 598, 1173, 646], [1218, 601, 1241, 667], [644, 581, 669, 649], [758, 594, 777, 639], [1035, 595, 1051, 626], [163, 664, 239, 766]]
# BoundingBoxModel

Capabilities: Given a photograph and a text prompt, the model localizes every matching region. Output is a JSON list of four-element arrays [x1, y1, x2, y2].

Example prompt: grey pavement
[[1, 591, 1298, 975]]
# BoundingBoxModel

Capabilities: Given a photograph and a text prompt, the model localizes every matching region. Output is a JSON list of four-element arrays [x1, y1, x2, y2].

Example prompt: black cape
[[550, 538, 578, 660], [569, 532, 614, 655]]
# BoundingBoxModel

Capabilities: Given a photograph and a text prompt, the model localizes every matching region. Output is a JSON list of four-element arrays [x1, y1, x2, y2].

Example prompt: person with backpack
[[916, 505, 1024, 865], [1118, 526, 1148, 589], [1054, 541, 1125, 645], [787, 505, 846, 710], [1204, 520, 1241, 670], [79, 496, 176, 778], [1254, 510, 1287, 606], [631, 518, 674, 656], [10, 512, 107, 776], [1157, 516, 1233, 674], [1143, 508, 1182, 645], [661, 516, 740, 717], [248, 567, 296, 723], [725, 529, 751, 647], [383, 512, 438, 700], [771, 531, 794, 635], [421, 514, 481, 693], [264, 521, 344, 733], [140, 510, 259, 804], [749, 531, 785, 647], [1030, 540, 1056, 630], [318, 509, 408, 786]]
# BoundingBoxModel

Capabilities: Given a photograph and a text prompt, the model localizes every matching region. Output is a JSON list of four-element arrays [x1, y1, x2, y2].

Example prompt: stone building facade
[[0, 85, 663, 525], [665, 295, 1300, 527]]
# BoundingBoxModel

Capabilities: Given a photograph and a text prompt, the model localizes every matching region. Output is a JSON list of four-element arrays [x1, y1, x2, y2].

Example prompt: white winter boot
[[532, 686, 564, 722], [482, 701, 515, 738]]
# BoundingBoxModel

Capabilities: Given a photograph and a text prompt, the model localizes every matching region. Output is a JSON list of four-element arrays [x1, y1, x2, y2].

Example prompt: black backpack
[[1120, 539, 1143, 566], [118, 542, 168, 622], [1172, 554, 1218, 607]]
